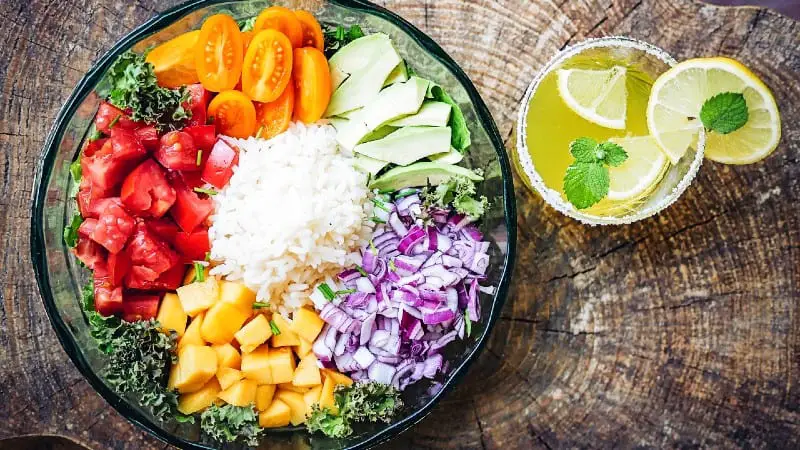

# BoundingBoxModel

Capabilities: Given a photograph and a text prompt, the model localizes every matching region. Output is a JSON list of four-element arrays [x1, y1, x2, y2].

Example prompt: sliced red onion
[[478, 285, 496, 295], [469, 253, 490, 275], [428, 330, 458, 355], [372, 231, 396, 247], [346, 292, 371, 309], [437, 233, 453, 252], [335, 352, 360, 372], [355, 277, 376, 294], [467, 278, 480, 321], [423, 354, 443, 378], [366, 296, 378, 313], [323, 324, 337, 350], [391, 361, 415, 387], [398, 226, 426, 255], [455, 314, 465, 339], [360, 312, 376, 345], [445, 288, 458, 312], [362, 249, 377, 273], [320, 303, 353, 333], [419, 288, 447, 304], [351, 370, 367, 381], [353, 347, 376, 369], [393, 255, 423, 276], [401, 304, 423, 320], [395, 194, 420, 214], [338, 268, 361, 282], [396, 272, 425, 287], [441, 254, 463, 268], [334, 332, 349, 356], [423, 307, 455, 325], [377, 355, 401, 364], [391, 289, 420, 306], [312, 337, 333, 362], [461, 225, 483, 241], [368, 361, 396, 384], [389, 212, 408, 236]]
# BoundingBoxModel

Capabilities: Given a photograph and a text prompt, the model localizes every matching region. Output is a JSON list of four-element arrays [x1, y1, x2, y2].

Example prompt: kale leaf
[[200, 404, 263, 447], [423, 175, 489, 219], [306, 382, 403, 439]]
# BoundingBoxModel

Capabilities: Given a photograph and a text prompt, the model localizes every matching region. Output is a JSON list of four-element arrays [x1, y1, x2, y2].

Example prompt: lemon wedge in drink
[[647, 57, 781, 164], [557, 66, 628, 129], [606, 135, 668, 201]]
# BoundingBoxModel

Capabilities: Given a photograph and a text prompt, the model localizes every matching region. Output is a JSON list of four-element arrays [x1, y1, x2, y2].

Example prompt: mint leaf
[[700, 92, 748, 134], [564, 162, 609, 210], [599, 142, 627, 167], [570, 137, 599, 163]]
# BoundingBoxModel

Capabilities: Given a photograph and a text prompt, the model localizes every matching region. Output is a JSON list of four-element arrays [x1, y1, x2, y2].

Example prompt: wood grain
[[1, 1, 798, 449]]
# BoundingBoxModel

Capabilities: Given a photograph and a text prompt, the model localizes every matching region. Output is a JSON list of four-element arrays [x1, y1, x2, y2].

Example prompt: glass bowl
[[29, 0, 517, 448]]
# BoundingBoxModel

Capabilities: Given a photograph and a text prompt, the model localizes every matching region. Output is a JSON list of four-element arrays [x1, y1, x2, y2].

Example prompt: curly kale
[[306, 382, 403, 439], [423, 175, 489, 219], [200, 404, 262, 447], [322, 23, 365, 58]]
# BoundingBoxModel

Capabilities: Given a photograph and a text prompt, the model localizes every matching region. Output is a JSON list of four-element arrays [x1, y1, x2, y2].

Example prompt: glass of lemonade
[[516, 37, 705, 225]]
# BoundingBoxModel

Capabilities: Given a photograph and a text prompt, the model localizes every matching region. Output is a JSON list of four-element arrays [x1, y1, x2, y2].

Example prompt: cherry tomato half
[[207, 90, 257, 138], [242, 29, 293, 103], [195, 14, 243, 92], [254, 6, 303, 48], [254, 79, 294, 139], [121, 159, 177, 218], [294, 10, 324, 51], [146, 30, 201, 88], [292, 47, 331, 123]]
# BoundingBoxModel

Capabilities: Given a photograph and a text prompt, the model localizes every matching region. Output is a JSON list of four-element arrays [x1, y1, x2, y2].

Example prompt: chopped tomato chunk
[[93, 264, 124, 316], [73, 236, 106, 270], [183, 124, 216, 152], [155, 131, 200, 171], [108, 248, 131, 286], [122, 294, 161, 322], [174, 228, 211, 262], [121, 159, 176, 218], [78, 218, 98, 237], [184, 84, 211, 126], [126, 263, 184, 291], [134, 126, 160, 151], [89, 199, 135, 254], [82, 129, 148, 191], [201, 138, 239, 189], [170, 178, 214, 233], [82, 137, 108, 158], [127, 222, 180, 276], [94, 102, 140, 134], [146, 217, 180, 243]]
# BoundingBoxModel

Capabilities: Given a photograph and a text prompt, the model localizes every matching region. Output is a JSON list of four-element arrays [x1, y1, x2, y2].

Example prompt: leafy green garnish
[[200, 404, 262, 447], [426, 82, 471, 152], [193, 187, 217, 196], [70, 159, 82, 183], [700, 92, 749, 134], [322, 23, 364, 57], [306, 382, 403, 438], [63, 212, 83, 248], [252, 301, 270, 309], [105, 50, 191, 130], [335, 288, 356, 296], [318, 283, 336, 301], [423, 176, 489, 219], [356, 265, 368, 276], [269, 320, 281, 336], [193, 262, 205, 282], [562, 137, 628, 210], [238, 17, 257, 32]]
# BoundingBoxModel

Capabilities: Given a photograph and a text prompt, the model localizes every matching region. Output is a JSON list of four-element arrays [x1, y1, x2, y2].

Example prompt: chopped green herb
[[464, 312, 472, 337], [355, 265, 368, 276], [88, 127, 103, 142], [269, 320, 281, 336], [562, 137, 627, 210], [335, 288, 356, 296], [395, 188, 417, 199], [204, 251, 211, 262], [371, 198, 391, 212], [255, 125, 265, 139], [369, 240, 378, 255], [371, 215, 387, 224], [388, 259, 397, 272], [700, 91, 749, 134], [252, 302, 270, 309], [306, 382, 403, 438], [366, 172, 372, 187], [108, 114, 122, 129], [193, 187, 218, 196], [318, 283, 336, 301], [200, 404, 262, 446], [196, 150, 202, 166], [193, 262, 205, 282], [63, 212, 83, 248]]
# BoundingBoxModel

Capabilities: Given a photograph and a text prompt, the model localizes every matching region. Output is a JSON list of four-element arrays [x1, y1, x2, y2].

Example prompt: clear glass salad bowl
[[30, 0, 517, 448]]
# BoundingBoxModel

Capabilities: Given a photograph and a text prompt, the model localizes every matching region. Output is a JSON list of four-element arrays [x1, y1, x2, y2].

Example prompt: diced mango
[[259, 399, 291, 428], [268, 347, 296, 384], [217, 379, 257, 407], [275, 389, 307, 426], [293, 338, 313, 359], [241, 345, 272, 384], [291, 308, 325, 343], [183, 265, 210, 286], [321, 368, 354, 387], [303, 385, 323, 415], [292, 354, 321, 387], [177, 277, 219, 317], [270, 314, 301, 347], [201, 301, 250, 345], [167, 362, 180, 391], [212, 343, 241, 369], [219, 280, 257, 312], [178, 378, 221, 415], [277, 383, 311, 394], [216, 367, 243, 391], [178, 313, 206, 350], [157, 293, 188, 336], [234, 314, 272, 353], [174, 345, 218, 393], [255, 384, 277, 411], [319, 376, 337, 413]]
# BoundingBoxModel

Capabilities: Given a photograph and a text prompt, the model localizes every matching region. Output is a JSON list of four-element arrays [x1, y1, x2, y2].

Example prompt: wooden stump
[[0, 1, 797, 449]]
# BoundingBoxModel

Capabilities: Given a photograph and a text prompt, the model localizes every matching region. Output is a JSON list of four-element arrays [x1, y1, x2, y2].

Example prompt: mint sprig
[[563, 137, 627, 210], [700, 92, 748, 134]]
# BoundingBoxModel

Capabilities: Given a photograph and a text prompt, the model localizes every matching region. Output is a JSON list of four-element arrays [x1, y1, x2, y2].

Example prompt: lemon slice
[[557, 66, 628, 129], [647, 57, 781, 164], [606, 135, 668, 201]]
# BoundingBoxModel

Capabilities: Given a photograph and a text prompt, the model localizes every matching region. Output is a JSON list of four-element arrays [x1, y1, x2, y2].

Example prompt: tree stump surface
[[1, 1, 798, 449]]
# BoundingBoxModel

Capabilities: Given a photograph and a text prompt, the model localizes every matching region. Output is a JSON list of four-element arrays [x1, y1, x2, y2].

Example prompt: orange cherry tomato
[[194, 14, 243, 92], [292, 47, 331, 123], [253, 6, 303, 48], [242, 30, 255, 54], [242, 30, 294, 103], [293, 10, 324, 51], [207, 90, 257, 138], [146, 30, 201, 88], [254, 80, 295, 139]]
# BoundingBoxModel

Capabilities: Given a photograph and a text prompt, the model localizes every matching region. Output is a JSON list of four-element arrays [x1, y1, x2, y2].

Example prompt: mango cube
[[174, 345, 218, 393], [321, 369, 354, 387], [219, 280, 257, 312], [234, 314, 272, 353], [201, 301, 250, 345], [178, 313, 206, 350], [241, 345, 272, 384], [275, 389, 307, 426], [167, 363, 181, 391], [157, 293, 187, 336], [268, 347, 296, 384], [216, 367, 243, 391], [292, 354, 322, 387], [277, 383, 311, 394], [255, 384, 277, 412], [270, 314, 301, 347], [178, 378, 221, 415], [291, 308, 325, 342], [177, 277, 219, 317], [303, 385, 323, 415], [319, 376, 337, 413], [217, 379, 257, 407], [212, 343, 241, 369], [259, 399, 291, 428], [293, 338, 313, 359]]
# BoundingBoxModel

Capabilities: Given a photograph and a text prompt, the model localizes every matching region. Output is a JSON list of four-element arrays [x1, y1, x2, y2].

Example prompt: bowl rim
[[30, 0, 517, 448]]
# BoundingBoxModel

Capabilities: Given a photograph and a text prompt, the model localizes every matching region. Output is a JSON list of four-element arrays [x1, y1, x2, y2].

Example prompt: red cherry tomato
[[108, 248, 131, 286], [201, 138, 239, 189], [170, 177, 214, 233], [94, 102, 140, 134], [184, 84, 211, 126], [73, 236, 106, 270], [122, 294, 161, 322], [183, 124, 217, 152], [93, 264, 124, 316], [126, 222, 180, 276], [121, 159, 176, 218], [174, 228, 211, 262], [134, 125, 160, 151], [155, 131, 200, 171], [89, 199, 135, 254]]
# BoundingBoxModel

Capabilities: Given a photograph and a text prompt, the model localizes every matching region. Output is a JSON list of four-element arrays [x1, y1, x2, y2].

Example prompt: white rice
[[208, 122, 372, 315]]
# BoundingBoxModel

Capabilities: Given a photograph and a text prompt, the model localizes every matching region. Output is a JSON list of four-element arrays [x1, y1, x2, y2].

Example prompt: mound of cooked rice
[[208, 122, 372, 315]]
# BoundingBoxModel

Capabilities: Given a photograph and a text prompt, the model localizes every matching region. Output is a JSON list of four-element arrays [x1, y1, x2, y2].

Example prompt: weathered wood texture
[[0, 1, 798, 449]]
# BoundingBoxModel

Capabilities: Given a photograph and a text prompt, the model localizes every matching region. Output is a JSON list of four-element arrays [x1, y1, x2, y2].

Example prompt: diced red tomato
[[108, 248, 131, 286], [82, 138, 108, 158], [93, 265, 124, 316], [121, 159, 176, 218], [183, 124, 216, 152], [155, 131, 201, 171], [90, 198, 136, 254], [122, 294, 161, 322], [184, 84, 210, 127], [73, 236, 106, 270], [127, 222, 180, 276], [134, 126, 160, 151], [125, 263, 184, 291], [82, 129, 148, 191], [201, 138, 239, 188], [174, 228, 210, 262], [146, 217, 180, 243], [78, 218, 98, 237], [76, 177, 113, 219], [94, 102, 140, 134], [170, 178, 214, 233]]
